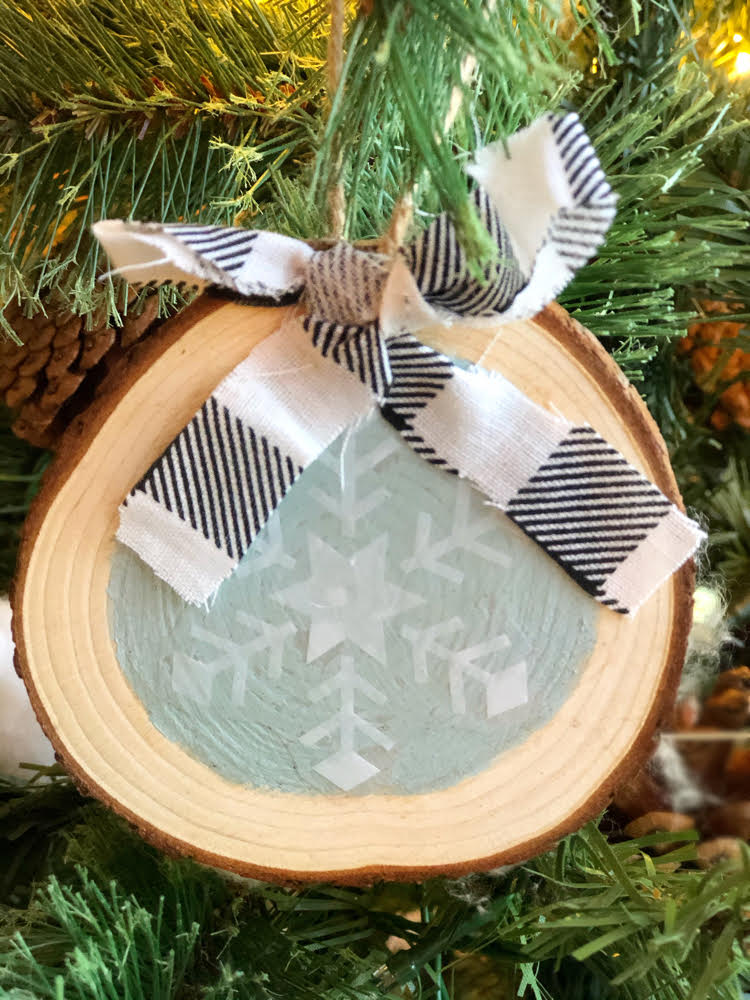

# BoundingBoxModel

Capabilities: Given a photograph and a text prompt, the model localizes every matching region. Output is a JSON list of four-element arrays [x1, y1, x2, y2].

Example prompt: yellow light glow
[[733, 32, 743, 42], [692, 586, 722, 626], [715, 39, 728, 54], [735, 49, 750, 75]]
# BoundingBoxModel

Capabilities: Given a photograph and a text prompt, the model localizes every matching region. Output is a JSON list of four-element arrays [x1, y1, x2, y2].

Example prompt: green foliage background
[[0, 1, 749, 997], [1, 771, 749, 1000], [1, 0, 749, 600]]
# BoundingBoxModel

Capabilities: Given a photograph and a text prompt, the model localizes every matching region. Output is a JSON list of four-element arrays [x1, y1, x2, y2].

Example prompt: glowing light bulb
[[692, 586, 721, 625], [733, 32, 743, 42], [735, 49, 750, 75]]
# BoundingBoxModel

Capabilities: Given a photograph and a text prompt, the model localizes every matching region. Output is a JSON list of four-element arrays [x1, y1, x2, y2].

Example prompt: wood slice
[[12, 296, 693, 883]]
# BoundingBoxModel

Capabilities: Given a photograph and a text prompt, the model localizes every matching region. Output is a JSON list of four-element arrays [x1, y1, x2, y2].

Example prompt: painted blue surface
[[109, 412, 598, 795]]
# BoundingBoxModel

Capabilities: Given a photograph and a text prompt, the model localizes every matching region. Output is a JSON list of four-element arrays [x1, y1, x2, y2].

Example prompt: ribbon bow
[[94, 114, 703, 613]]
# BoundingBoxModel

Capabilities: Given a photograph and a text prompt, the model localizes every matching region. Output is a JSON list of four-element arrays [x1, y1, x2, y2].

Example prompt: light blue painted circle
[[108, 412, 598, 795]]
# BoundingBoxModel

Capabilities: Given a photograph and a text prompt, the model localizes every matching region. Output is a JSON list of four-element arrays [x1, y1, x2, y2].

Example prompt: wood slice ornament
[[13, 115, 701, 882]]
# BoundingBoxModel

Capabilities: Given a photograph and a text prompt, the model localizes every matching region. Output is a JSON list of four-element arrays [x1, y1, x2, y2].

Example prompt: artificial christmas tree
[[0, 0, 749, 997]]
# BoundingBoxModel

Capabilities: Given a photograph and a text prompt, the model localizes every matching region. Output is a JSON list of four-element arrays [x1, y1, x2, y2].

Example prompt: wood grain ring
[[12, 296, 693, 884]]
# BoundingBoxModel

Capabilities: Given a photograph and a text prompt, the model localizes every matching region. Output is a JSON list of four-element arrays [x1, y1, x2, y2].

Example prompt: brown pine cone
[[700, 688, 750, 729], [680, 300, 750, 432], [712, 666, 750, 695], [705, 802, 750, 841], [696, 837, 744, 869], [0, 294, 167, 449], [611, 663, 750, 863], [623, 811, 696, 854]]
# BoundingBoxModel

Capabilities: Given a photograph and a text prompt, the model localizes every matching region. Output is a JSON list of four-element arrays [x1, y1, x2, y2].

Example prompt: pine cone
[[612, 665, 750, 865], [0, 295, 166, 449], [680, 300, 750, 432]]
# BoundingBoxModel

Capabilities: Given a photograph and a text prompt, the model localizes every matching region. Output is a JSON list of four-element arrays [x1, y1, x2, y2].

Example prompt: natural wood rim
[[12, 296, 693, 884]]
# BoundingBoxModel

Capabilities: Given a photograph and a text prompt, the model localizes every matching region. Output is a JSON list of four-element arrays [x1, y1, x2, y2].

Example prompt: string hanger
[[326, 0, 346, 239], [324, 3, 482, 256], [325, 0, 415, 254]]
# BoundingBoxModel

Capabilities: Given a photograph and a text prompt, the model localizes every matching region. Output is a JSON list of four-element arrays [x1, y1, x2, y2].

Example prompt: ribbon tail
[[502, 424, 704, 615], [92, 220, 313, 299], [383, 353, 704, 616], [467, 113, 618, 320], [118, 314, 375, 605], [405, 113, 616, 324]]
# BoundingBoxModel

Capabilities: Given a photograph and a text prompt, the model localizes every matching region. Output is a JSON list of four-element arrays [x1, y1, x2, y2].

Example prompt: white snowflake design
[[170, 613, 296, 704], [276, 532, 423, 664], [300, 655, 395, 791], [255, 426, 518, 791], [401, 481, 513, 583], [158, 416, 526, 793]]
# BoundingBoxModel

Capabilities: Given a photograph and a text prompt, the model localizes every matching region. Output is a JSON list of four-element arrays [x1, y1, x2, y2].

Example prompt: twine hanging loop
[[326, 0, 346, 239]]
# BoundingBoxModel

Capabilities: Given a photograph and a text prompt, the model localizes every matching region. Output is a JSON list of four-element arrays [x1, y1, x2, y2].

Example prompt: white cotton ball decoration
[[0, 596, 55, 777]]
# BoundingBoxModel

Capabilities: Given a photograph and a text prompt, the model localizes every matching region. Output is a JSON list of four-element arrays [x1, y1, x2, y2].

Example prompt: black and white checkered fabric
[[127, 395, 302, 562], [505, 427, 674, 614], [379, 333, 458, 473], [96, 113, 702, 612], [406, 188, 527, 316]]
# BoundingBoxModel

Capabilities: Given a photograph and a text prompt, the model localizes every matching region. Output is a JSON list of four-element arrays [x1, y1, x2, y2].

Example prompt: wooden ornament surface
[[13, 296, 693, 883]]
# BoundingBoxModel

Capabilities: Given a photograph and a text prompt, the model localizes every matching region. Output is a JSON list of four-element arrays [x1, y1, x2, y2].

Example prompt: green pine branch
[[0, 0, 748, 590], [0, 9, 748, 998], [315, 0, 582, 258], [0, 0, 329, 324], [0, 776, 748, 1000]]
